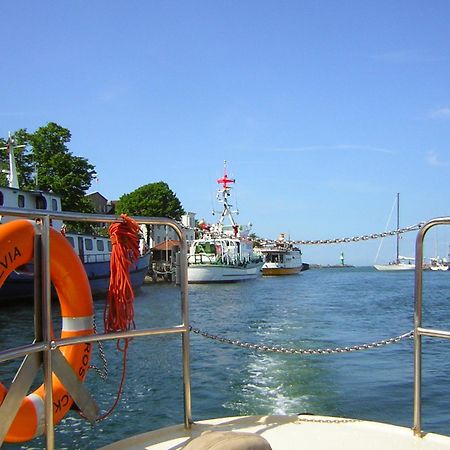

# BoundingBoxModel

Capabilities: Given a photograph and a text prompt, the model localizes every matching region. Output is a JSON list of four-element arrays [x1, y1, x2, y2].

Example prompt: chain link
[[190, 327, 413, 355], [89, 315, 109, 380], [295, 416, 359, 424], [256, 223, 424, 246]]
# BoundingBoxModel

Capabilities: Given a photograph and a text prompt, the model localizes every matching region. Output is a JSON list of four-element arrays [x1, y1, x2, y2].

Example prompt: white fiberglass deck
[[98, 414, 450, 450]]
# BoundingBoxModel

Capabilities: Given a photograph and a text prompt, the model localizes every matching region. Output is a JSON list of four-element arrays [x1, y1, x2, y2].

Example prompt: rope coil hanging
[[93, 214, 141, 422], [104, 214, 141, 334]]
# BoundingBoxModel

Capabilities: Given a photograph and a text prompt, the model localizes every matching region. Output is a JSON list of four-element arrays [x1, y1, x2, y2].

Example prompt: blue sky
[[2, 1, 450, 265]]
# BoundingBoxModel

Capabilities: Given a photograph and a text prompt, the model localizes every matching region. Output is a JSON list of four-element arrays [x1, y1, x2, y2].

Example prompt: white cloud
[[429, 107, 450, 120], [426, 150, 450, 168]]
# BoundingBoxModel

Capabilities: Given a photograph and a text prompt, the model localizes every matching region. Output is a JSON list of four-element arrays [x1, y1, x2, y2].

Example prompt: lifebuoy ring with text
[[0, 220, 94, 443]]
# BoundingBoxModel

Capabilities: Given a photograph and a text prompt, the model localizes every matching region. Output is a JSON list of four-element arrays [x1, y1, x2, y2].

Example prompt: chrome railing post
[[413, 222, 425, 436], [175, 227, 192, 428], [413, 217, 450, 436], [41, 216, 55, 450]]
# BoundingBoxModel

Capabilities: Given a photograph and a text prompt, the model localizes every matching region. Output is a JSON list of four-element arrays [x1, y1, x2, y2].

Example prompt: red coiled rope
[[104, 214, 140, 336], [94, 214, 141, 421]]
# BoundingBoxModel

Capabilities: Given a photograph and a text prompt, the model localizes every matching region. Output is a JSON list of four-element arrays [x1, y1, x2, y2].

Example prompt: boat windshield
[[195, 242, 216, 254]]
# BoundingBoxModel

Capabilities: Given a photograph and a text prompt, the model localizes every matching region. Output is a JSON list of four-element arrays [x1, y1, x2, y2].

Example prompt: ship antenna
[[215, 160, 238, 227], [0, 133, 25, 189]]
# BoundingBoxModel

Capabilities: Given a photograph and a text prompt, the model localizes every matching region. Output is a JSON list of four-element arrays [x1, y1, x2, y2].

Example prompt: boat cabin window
[[97, 240, 105, 252], [66, 236, 75, 248], [195, 242, 216, 254], [267, 253, 283, 263], [35, 196, 47, 210], [0, 191, 3, 206], [18, 194, 25, 208], [108, 241, 112, 252], [52, 198, 58, 211], [85, 238, 93, 251]]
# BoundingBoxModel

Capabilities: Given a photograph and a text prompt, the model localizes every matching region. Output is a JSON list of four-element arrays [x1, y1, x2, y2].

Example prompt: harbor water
[[2, 267, 450, 449]]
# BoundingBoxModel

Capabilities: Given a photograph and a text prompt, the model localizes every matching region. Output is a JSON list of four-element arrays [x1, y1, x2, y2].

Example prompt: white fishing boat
[[187, 163, 263, 283], [259, 233, 303, 276], [2, 211, 450, 450], [374, 193, 415, 271]]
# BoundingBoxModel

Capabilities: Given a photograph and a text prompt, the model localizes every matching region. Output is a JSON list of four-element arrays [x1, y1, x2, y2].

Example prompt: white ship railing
[[413, 216, 450, 435], [0, 207, 192, 449]]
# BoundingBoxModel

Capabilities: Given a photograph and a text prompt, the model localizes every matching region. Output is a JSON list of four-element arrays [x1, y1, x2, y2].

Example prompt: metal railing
[[1, 207, 449, 445], [413, 216, 450, 436], [0, 207, 192, 449]]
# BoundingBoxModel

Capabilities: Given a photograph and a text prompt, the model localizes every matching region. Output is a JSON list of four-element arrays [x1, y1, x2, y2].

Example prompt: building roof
[[86, 191, 108, 202], [152, 240, 180, 251]]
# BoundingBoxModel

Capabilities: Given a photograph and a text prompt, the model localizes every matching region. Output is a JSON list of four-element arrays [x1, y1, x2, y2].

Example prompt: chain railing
[[190, 326, 413, 355], [255, 223, 424, 246]]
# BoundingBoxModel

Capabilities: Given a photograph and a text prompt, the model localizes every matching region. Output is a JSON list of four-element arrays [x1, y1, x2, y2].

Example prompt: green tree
[[1, 123, 97, 233], [26, 122, 96, 213], [116, 182, 184, 219]]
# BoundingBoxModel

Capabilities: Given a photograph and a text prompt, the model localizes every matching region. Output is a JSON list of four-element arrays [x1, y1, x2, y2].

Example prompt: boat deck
[[99, 414, 450, 450]]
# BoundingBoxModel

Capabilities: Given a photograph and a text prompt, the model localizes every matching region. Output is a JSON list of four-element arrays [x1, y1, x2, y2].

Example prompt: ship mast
[[214, 161, 239, 230], [0, 134, 24, 189], [396, 192, 400, 264]]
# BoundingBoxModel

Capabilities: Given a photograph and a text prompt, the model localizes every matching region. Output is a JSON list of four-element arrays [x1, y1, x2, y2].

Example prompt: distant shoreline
[[308, 264, 356, 269]]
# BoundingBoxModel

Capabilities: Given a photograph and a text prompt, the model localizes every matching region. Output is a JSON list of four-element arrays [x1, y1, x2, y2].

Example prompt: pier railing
[[413, 216, 450, 436], [0, 207, 192, 449]]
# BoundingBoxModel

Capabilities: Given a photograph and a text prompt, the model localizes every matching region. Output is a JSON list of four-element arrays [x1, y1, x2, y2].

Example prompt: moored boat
[[374, 256, 415, 271], [429, 257, 449, 271], [374, 193, 415, 271], [187, 163, 263, 283], [259, 234, 303, 276], [0, 137, 150, 299]]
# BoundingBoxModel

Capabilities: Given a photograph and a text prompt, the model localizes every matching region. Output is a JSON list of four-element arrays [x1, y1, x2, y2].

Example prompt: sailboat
[[374, 193, 415, 271]]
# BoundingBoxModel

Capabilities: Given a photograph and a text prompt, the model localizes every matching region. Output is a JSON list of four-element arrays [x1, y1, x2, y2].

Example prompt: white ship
[[260, 234, 303, 276], [187, 163, 263, 283]]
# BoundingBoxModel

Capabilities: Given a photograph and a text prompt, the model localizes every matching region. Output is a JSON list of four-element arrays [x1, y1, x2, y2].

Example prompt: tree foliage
[[116, 182, 184, 219], [1, 123, 96, 214], [27, 123, 96, 213]]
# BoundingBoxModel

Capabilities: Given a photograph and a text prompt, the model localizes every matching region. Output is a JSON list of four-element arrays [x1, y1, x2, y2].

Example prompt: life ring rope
[[0, 220, 95, 444]]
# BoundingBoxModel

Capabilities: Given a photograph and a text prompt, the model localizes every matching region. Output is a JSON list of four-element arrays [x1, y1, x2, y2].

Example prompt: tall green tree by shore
[[0, 122, 96, 214], [116, 182, 184, 219]]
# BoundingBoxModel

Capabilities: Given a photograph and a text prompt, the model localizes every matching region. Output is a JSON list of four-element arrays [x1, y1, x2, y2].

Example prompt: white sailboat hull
[[374, 263, 415, 271], [188, 261, 264, 283]]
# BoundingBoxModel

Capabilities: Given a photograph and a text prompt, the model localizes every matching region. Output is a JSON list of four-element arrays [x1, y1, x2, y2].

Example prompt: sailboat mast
[[396, 192, 400, 264]]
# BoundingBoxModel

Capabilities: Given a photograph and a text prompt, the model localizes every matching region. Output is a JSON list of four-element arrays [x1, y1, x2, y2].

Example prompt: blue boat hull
[[0, 253, 150, 301]]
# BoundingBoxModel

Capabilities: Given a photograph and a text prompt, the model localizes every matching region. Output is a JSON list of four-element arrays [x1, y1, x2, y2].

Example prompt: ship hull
[[374, 263, 415, 271], [0, 253, 150, 301], [261, 266, 302, 276], [188, 261, 264, 283]]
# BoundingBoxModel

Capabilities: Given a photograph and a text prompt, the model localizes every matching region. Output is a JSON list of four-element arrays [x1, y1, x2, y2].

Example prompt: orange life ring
[[0, 220, 94, 443]]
